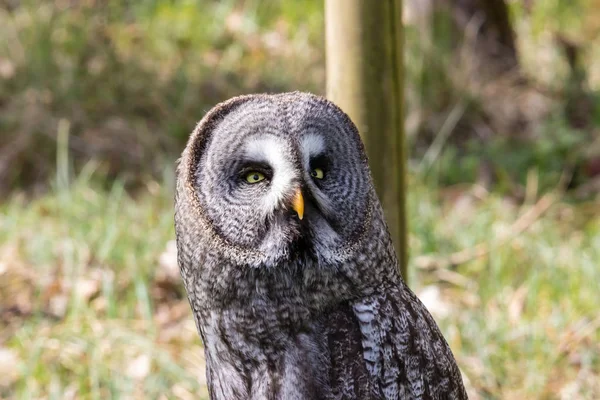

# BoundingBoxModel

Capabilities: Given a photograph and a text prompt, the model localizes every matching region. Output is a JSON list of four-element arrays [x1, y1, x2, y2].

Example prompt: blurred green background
[[0, 0, 598, 399]]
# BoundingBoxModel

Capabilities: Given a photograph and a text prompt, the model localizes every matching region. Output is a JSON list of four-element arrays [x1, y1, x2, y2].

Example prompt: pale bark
[[326, 0, 408, 280]]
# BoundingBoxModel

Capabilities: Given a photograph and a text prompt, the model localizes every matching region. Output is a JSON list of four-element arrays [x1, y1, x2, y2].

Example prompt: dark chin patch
[[263, 210, 321, 265], [287, 225, 318, 265]]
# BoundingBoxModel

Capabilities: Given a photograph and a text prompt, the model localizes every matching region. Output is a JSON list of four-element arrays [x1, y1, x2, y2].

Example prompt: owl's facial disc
[[232, 133, 349, 261], [196, 96, 371, 265]]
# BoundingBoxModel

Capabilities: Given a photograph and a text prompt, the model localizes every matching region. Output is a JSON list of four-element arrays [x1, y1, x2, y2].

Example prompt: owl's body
[[175, 92, 467, 399]]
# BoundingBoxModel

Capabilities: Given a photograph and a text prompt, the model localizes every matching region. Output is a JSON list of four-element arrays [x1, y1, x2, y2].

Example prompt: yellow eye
[[245, 171, 265, 183], [310, 168, 324, 179]]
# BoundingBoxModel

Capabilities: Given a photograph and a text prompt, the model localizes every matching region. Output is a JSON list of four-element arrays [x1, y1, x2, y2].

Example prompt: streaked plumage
[[174, 92, 467, 399]]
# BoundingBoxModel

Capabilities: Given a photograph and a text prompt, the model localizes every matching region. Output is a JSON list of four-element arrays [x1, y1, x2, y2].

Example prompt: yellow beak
[[292, 189, 304, 220]]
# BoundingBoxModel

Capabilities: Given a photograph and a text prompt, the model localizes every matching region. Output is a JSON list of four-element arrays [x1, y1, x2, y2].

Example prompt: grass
[[409, 179, 600, 398], [1, 167, 207, 399], [1, 165, 598, 399]]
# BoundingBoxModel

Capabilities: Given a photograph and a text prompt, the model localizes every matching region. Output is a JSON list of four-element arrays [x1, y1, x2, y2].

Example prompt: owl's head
[[178, 92, 375, 267]]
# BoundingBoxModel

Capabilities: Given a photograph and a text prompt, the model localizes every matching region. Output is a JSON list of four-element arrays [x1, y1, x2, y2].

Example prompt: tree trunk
[[326, 0, 408, 280]]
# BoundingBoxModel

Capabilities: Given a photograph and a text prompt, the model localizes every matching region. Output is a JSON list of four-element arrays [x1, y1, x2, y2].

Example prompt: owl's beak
[[291, 189, 304, 220]]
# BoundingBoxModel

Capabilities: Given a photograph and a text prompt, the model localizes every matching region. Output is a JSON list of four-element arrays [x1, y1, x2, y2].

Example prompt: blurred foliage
[[0, 0, 324, 190], [403, 0, 600, 196]]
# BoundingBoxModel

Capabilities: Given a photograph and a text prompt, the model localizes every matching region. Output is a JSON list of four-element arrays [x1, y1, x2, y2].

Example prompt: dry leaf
[[0, 58, 15, 79], [126, 354, 151, 380], [418, 285, 451, 319], [0, 348, 20, 388], [48, 293, 68, 318], [508, 285, 528, 326], [75, 277, 100, 302], [158, 240, 180, 284]]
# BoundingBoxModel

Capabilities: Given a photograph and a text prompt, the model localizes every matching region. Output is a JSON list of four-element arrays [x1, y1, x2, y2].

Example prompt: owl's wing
[[326, 284, 467, 400], [325, 304, 380, 399]]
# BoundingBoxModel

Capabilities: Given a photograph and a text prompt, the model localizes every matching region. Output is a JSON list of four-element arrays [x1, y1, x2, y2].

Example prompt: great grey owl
[[174, 92, 467, 399]]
